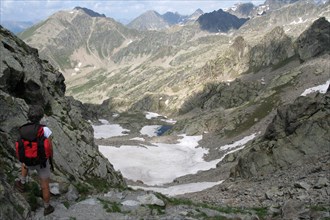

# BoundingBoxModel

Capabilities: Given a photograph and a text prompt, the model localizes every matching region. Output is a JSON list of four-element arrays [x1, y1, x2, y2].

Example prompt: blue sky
[[0, 0, 264, 23]]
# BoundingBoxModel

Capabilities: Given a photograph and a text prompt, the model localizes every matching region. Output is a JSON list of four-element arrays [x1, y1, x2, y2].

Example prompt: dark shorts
[[26, 160, 51, 179]]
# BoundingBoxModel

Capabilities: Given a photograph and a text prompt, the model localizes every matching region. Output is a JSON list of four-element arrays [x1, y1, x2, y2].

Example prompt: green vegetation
[[13, 204, 25, 215], [145, 204, 165, 215], [63, 201, 70, 209], [225, 94, 279, 138], [18, 20, 47, 39], [97, 198, 122, 213], [86, 177, 112, 193], [155, 193, 268, 219], [74, 182, 90, 197], [86, 68, 107, 79], [68, 75, 106, 95], [53, 52, 72, 69], [310, 205, 330, 212], [25, 182, 42, 211]]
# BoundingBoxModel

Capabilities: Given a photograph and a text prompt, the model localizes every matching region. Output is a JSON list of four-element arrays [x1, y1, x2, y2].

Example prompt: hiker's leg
[[37, 160, 51, 207], [20, 163, 28, 183], [40, 178, 51, 204]]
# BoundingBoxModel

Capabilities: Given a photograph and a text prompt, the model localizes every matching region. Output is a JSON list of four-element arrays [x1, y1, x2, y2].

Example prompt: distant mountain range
[[0, 20, 34, 34], [127, 9, 203, 30]]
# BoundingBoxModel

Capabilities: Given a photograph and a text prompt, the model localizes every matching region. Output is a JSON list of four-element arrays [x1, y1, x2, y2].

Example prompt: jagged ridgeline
[[0, 26, 125, 219], [17, 1, 330, 113]]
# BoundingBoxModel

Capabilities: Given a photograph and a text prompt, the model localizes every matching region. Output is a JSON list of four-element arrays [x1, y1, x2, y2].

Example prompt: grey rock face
[[249, 26, 295, 70], [296, 17, 330, 61], [0, 25, 125, 219], [234, 91, 330, 178]]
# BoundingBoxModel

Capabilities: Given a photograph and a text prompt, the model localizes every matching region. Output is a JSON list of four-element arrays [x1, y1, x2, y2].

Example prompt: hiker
[[15, 105, 55, 216]]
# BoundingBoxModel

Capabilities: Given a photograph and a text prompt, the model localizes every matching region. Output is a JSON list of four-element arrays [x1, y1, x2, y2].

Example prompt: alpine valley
[[0, 0, 329, 219]]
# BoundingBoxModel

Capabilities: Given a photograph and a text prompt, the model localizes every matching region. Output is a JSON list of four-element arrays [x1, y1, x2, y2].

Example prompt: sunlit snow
[[160, 118, 177, 124], [145, 112, 161, 119], [99, 135, 222, 185], [140, 125, 161, 137], [219, 133, 258, 151], [130, 181, 224, 196], [93, 119, 129, 139], [145, 112, 176, 124], [301, 80, 330, 96], [130, 137, 145, 141]]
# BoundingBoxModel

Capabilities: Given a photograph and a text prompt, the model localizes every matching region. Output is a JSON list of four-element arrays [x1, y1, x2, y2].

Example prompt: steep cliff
[[0, 26, 124, 219]]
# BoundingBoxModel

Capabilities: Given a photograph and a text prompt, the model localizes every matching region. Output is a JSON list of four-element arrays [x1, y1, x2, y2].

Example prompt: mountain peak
[[74, 7, 106, 17]]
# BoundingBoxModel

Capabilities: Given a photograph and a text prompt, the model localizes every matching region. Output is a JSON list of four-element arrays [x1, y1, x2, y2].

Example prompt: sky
[[0, 0, 265, 24]]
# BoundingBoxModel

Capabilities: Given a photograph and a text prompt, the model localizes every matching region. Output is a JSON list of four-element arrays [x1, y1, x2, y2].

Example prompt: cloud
[[0, 0, 266, 22]]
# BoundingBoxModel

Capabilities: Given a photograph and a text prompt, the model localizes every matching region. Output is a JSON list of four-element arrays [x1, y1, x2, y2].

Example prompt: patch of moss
[[63, 201, 70, 209], [145, 204, 165, 215], [73, 182, 90, 196], [252, 207, 268, 218], [13, 204, 25, 215], [225, 94, 279, 138], [97, 198, 122, 213], [25, 182, 41, 211], [68, 75, 106, 95]]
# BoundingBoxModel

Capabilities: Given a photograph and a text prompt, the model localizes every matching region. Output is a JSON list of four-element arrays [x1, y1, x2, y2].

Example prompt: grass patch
[[97, 198, 122, 213], [145, 204, 165, 215], [68, 75, 106, 95], [63, 201, 70, 209], [74, 182, 90, 197], [86, 177, 112, 193], [252, 207, 268, 218], [225, 94, 279, 138], [157, 194, 268, 219], [25, 182, 42, 211], [18, 20, 47, 39], [13, 204, 25, 215], [310, 205, 330, 212]]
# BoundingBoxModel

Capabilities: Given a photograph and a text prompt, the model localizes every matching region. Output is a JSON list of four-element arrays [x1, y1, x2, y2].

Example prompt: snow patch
[[93, 119, 129, 139], [140, 125, 161, 137], [160, 118, 176, 124], [130, 137, 145, 141], [301, 80, 330, 96], [130, 181, 224, 196], [145, 112, 161, 119], [290, 17, 307, 25], [219, 133, 258, 151], [98, 135, 221, 186]]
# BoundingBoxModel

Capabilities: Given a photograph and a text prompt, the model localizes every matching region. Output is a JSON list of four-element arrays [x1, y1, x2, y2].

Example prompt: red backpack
[[15, 123, 53, 168]]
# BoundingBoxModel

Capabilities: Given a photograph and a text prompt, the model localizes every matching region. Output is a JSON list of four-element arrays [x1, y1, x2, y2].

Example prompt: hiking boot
[[14, 180, 26, 193], [44, 205, 54, 216]]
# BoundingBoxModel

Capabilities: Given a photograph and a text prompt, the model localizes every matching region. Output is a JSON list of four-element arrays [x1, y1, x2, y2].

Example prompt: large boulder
[[295, 17, 330, 61]]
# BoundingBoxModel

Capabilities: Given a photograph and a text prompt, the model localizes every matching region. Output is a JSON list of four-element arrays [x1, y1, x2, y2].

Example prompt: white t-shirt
[[43, 127, 52, 138]]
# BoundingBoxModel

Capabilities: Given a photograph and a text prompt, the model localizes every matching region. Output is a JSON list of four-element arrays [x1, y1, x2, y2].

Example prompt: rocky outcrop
[[295, 17, 330, 61], [233, 91, 330, 178], [249, 26, 295, 70], [179, 79, 263, 114], [0, 26, 124, 219]]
